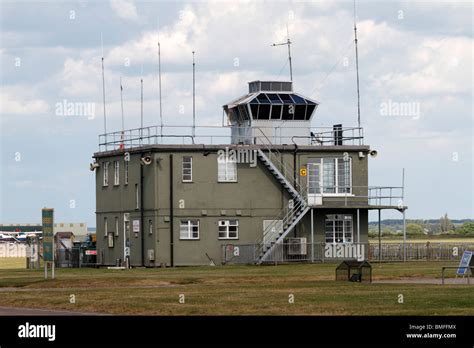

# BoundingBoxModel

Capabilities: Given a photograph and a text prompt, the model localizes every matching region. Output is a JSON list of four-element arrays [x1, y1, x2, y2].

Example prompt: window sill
[[321, 193, 354, 197], [219, 238, 239, 240], [179, 238, 200, 241]]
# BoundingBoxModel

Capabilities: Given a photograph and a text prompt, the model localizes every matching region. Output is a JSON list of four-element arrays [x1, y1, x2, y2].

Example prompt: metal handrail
[[98, 125, 365, 150]]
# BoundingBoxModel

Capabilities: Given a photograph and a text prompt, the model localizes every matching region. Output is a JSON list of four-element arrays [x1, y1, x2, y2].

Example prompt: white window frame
[[135, 184, 139, 209], [218, 155, 237, 182], [180, 219, 199, 240], [104, 217, 108, 237], [182, 156, 193, 182], [149, 220, 153, 235], [325, 214, 353, 244], [115, 217, 119, 237], [124, 161, 129, 185], [108, 232, 114, 248], [314, 157, 352, 195], [218, 219, 239, 239], [103, 162, 110, 186], [114, 161, 120, 186]]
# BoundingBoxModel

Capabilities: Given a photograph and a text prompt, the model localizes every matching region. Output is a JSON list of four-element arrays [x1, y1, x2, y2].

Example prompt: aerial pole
[[140, 77, 144, 144], [192, 50, 196, 139], [353, 0, 361, 129], [120, 76, 125, 149], [272, 24, 293, 82], [101, 33, 107, 149], [158, 41, 163, 139]]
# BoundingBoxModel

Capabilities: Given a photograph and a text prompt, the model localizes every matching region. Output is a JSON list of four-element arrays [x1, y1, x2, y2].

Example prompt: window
[[115, 217, 119, 237], [108, 232, 114, 248], [124, 161, 129, 185], [135, 184, 139, 209], [325, 214, 353, 244], [218, 155, 237, 182], [218, 219, 239, 239], [312, 158, 352, 194], [104, 217, 108, 237], [180, 220, 199, 240], [149, 220, 153, 235], [103, 162, 109, 186], [182, 156, 192, 182], [114, 161, 120, 185]]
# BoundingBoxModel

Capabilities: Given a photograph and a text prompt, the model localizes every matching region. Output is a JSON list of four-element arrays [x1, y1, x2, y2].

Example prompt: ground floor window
[[180, 219, 199, 240], [107, 232, 114, 248], [218, 219, 239, 239], [325, 214, 353, 243]]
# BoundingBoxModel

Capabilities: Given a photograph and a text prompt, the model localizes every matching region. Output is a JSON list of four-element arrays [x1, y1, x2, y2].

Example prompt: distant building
[[0, 222, 88, 236]]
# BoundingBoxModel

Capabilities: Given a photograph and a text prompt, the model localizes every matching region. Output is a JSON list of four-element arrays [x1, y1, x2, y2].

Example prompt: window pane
[[337, 158, 351, 193], [256, 93, 270, 103], [323, 159, 335, 193], [257, 104, 270, 119], [250, 103, 259, 119], [270, 105, 282, 120]]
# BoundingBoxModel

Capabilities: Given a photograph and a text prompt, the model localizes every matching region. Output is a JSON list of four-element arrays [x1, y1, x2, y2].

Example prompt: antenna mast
[[272, 24, 293, 82], [120, 76, 124, 132], [158, 42, 163, 139], [353, 0, 361, 129], [192, 50, 196, 139], [101, 33, 107, 146]]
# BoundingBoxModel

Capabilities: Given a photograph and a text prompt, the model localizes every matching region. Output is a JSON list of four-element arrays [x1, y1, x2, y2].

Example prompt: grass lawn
[[0, 262, 472, 315], [0, 257, 27, 269]]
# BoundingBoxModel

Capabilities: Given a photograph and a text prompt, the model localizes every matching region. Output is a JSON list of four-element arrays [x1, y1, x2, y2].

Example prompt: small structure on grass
[[336, 260, 372, 283]]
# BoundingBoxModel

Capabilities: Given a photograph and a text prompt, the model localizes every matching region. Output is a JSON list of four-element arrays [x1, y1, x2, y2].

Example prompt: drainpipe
[[140, 154, 145, 267], [169, 154, 174, 267], [293, 144, 298, 237]]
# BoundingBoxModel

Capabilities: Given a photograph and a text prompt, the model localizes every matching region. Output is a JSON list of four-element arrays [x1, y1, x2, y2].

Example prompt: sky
[[0, 0, 472, 227]]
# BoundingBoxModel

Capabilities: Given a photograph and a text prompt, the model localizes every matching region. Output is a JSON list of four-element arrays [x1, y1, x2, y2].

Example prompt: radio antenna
[[192, 50, 196, 139], [158, 41, 163, 139], [101, 33, 107, 146], [272, 24, 293, 82], [353, 0, 361, 128]]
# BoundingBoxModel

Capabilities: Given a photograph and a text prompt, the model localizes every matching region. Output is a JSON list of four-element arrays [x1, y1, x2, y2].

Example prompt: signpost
[[456, 251, 473, 277], [42, 208, 55, 279]]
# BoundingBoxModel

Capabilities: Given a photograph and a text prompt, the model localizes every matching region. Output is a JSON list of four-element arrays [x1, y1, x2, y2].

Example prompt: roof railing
[[98, 125, 364, 151]]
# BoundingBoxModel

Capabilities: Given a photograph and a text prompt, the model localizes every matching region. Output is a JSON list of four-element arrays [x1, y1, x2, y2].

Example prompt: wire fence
[[222, 242, 474, 264]]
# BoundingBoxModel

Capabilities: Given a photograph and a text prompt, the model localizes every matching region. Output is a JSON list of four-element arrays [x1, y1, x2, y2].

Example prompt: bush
[[458, 222, 474, 235], [406, 223, 425, 236]]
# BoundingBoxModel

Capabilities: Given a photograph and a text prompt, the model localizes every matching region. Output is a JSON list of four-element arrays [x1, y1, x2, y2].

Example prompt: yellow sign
[[300, 167, 307, 177]]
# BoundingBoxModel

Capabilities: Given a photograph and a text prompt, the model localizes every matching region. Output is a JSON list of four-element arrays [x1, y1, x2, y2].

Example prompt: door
[[307, 163, 322, 206]]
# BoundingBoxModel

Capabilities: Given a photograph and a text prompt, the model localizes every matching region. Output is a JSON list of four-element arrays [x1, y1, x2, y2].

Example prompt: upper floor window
[[114, 161, 120, 185], [182, 156, 192, 182], [218, 219, 239, 239], [115, 217, 119, 237], [180, 219, 199, 240], [312, 157, 351, 194], [104, 217, 108, 237], [218, 155, 237, 182], [103, 162, 110, 186]]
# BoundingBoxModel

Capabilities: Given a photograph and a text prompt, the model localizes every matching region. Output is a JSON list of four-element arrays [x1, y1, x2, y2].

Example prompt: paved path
[[0, 306, 103, 316]]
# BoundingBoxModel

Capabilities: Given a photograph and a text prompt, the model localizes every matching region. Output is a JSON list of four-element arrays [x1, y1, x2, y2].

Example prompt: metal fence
[[222, 242, 474, 264]]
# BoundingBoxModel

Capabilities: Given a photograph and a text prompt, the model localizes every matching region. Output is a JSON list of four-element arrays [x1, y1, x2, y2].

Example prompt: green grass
[[0, 262, 472, 315]]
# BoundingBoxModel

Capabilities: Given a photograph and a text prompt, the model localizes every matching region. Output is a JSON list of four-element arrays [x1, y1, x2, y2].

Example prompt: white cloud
[[0, 89, 50, 117], [109, 0, 139, 22]]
